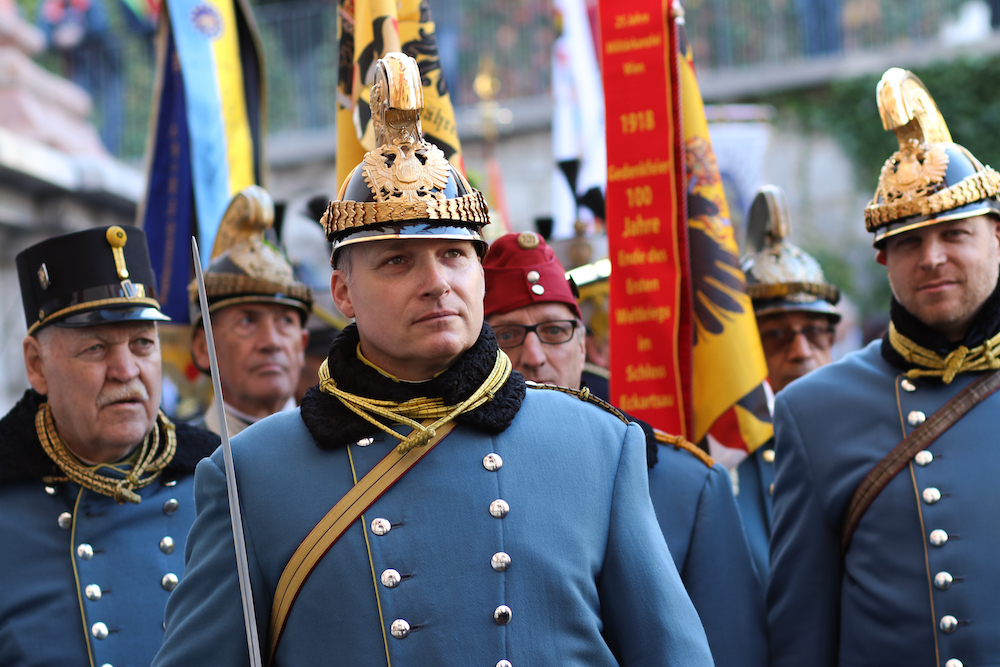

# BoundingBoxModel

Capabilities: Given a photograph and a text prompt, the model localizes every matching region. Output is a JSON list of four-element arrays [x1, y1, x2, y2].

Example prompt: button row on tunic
[[483, 453, 503, 471], [940, 615, 959, 633]]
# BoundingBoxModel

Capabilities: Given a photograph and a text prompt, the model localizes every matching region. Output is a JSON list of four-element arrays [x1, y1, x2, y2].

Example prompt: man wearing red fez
[[483, 231, 768, 667]]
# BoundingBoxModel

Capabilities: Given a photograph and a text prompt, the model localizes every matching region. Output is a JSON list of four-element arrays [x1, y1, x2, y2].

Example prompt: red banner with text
[[598, 2, 688, 437]]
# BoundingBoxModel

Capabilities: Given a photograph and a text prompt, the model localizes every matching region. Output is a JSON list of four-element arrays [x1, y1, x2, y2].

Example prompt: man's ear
[[23, 335, 48, 396], [331, 271, 356, 319], [875, 248, 887, 266], [190, 327, 210, 373], [298, 329, 309, 363]]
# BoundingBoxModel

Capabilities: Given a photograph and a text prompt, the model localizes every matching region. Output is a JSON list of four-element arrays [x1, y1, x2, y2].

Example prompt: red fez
[[483, 232, 582, 319]]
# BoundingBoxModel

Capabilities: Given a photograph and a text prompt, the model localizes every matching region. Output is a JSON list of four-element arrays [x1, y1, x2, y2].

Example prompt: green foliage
[[752, 55, 1000, 189]]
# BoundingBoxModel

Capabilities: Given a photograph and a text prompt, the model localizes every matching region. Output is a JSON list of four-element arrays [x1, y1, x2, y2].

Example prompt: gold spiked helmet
[[742, 185, 841, 322], [865, 68, 1000, 245], [188, 185, 313, 325], [321, 53, 489, 257]]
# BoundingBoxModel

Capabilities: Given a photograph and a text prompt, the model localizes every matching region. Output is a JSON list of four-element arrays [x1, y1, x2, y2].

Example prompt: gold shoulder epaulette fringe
[[524, 381, 629, 424], [654, 429, 715, 468]]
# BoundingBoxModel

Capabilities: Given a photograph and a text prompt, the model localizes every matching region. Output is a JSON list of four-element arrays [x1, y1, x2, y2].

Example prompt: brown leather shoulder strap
[[266, 420, 457, 665], [841, 370, 1000, 554]]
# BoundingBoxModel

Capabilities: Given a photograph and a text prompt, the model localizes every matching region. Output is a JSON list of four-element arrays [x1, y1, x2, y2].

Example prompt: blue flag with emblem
[[138, 0, 266, 322]]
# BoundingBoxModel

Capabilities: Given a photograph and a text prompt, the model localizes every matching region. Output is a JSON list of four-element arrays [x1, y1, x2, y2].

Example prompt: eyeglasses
[[759, 324, 836, 354], [492, 320, 580, 349]]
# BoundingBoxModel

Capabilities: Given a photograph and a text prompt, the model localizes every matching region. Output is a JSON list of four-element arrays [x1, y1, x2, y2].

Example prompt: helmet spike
[[876, 67, 952, 147]]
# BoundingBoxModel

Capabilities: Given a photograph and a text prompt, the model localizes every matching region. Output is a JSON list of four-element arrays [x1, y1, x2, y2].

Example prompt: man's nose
[[518, 331, 548, 370], [420, 258, 451, 299], [255, 316, 284, 350], [106, 345, 140, 382], [786, 330, 814, 361], [919, 237, 948, 270]]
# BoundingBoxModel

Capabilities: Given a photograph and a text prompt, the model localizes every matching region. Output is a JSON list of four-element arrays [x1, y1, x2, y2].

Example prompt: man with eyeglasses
[[483, 231, 767, 667], [736, 185, 842, 581]]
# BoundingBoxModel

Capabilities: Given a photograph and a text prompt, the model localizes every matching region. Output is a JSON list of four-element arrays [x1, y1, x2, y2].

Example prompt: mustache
[[97, 382, 149, 407]]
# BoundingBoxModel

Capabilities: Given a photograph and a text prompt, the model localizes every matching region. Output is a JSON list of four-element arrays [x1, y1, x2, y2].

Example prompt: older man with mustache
[[188, 186, 313, 437], [0, 225, 219, 667]]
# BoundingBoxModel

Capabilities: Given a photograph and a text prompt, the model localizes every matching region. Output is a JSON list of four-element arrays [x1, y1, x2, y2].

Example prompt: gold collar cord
[[318, 350, 512, 454], [36, 403, 177, 504], [888, 322, 1000, 384]]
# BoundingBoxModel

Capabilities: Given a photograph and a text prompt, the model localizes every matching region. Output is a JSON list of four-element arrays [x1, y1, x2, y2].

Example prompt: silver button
[[44, 485, 57, 495], [945, 659, 964, 667], [490, 499, 510, 519], [85, 584, 102, 601], [940, 615, 959, 633], [160, 536, 175, 554], [91, 622, 109, 639], [483, 453, 503, 471], [58, 512, 72, 529], [163, 499, 179, 515], [526, 271, 540, 283], [929, 529, 949, 547], [390, 619, 410, 639], [494, 604, 513, 625], [934, 572, 954, 590], [163, 479, 177, 487], [491, 552, 511, 572], [100, 664, 113, 667], [161, 573, 179, 591], [901, 378, 917, 392], [922, 488, 942, 504], [530, 284, 545, 295], [761, 449, 775, 463], [914, 450, 933, 466], [77, 543, 94, 560], [371, 518, 392, 536], [908, 411, 926, 426], [380, 569, 401, 588], [497, 661, 512, 667], [357, 437, 374, 447]]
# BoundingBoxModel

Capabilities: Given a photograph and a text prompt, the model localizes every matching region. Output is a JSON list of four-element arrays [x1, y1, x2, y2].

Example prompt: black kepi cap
[[16, 225, 170, 335]]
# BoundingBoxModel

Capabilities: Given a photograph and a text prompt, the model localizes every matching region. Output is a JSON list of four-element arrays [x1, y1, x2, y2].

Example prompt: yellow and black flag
[[336, 0, 463, 187], [678, 23, 773, 467]]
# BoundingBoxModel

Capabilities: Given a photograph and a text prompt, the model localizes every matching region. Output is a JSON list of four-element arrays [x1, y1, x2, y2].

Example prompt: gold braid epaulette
[[746, 281, 840, 305], [653, 429, 715, 468], [524, 381, 629, 424], [865, 167, 1000, 230], [322, 191, 490, 235], [319, 350, 512, 454], [36, 404, 177, 504], [888, 322, 1000, 384]]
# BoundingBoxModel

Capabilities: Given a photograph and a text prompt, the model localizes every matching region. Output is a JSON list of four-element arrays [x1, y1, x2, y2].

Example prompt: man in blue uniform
[[0, 225, 219, 666], [153, 53, 713, 667], [768, 68, 1000, 667], [737, 184, 841, 579], [482, 231, 766, 667], [188, 186, 313, 437]]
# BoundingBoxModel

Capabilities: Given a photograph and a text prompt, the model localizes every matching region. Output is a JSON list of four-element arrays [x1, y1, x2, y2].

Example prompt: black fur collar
[[882, 277, 1000, 376], [0, 390, 220, 485], [300, 323, 525, 449]]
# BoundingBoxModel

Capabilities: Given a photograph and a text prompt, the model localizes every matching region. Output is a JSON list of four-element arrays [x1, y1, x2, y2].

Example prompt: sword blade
[[192, 237, 264, 667]]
